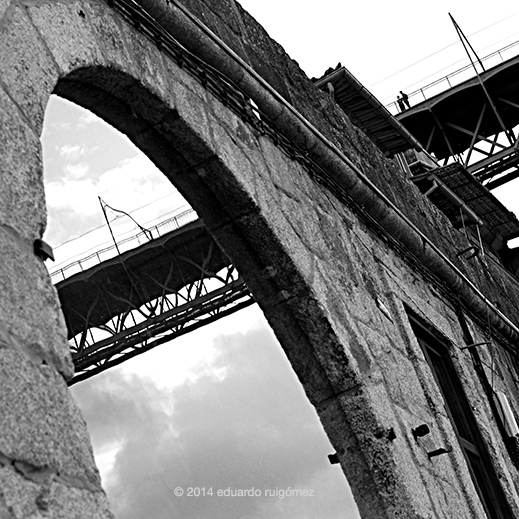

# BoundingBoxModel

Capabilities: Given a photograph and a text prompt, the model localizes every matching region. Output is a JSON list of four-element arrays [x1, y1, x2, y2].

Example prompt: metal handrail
[[49, 208, 197, 282], [387, 39, 519, 113]]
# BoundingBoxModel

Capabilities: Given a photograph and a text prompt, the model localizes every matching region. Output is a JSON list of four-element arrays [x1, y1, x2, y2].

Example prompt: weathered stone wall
[[1, 0, 519, 518]]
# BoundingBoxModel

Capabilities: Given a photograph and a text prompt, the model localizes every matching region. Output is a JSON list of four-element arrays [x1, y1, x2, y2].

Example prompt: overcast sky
[[72, 310, 355, 519], [41, 1, 519, 518]]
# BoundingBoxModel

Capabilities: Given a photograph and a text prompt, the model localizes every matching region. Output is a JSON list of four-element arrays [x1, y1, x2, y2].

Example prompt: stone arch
[[50, 56, 365, 487], [1, 1, 425, 518]]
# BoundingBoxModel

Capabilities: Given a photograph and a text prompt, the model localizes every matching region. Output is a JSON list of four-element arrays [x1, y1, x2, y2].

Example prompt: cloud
[[71, 315, 359, 519], [64, 162, 90, 179], [43, 96, 141, 186], [49, 121, 72, 131], [42, 96, 188, 267], [46, 154, 184, 221], [96, 155, 179, 211], [60, 144, 86, 161], [77, 110, 98, 127], [59, 144, 101, 163], [44, 153, 187, 261], [45, 178, 99, 217]]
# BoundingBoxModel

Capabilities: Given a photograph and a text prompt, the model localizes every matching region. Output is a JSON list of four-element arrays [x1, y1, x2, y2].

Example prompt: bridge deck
[[56, 220, 230, 339], [397, 54, 519, 160], [56, 219, 255, 383]]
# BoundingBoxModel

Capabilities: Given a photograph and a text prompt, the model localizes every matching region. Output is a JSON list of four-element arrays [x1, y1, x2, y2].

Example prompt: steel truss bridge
[[396, 50, 519, 191], [53, 216, 254, 385], [315, 52, 519, 266]]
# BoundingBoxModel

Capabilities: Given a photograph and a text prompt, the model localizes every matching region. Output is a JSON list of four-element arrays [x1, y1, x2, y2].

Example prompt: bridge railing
[[49, 208, 198, 283], [386, 39, 519, 115]]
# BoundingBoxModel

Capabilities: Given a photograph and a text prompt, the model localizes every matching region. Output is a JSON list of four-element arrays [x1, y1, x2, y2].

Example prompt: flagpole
[[100, 199, 154, 240], [98, 196, 121, 255], [449, 13, 513, 145], [449, 13, 485, 74]]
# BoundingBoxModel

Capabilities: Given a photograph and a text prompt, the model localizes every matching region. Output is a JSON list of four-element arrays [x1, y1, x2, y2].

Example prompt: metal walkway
[[396, 50, 519, 191], [55, 218, 254, 384]]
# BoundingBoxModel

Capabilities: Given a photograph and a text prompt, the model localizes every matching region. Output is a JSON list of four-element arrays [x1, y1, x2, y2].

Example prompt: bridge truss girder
[[56, 221, 255, 384], [424, 99, 519, 190], [69, 268, 253, 385], [397, 54, 519, 192]]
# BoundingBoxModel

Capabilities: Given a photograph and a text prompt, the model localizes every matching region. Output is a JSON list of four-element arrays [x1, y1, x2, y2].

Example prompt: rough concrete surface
[[1, 0, 519, 517]]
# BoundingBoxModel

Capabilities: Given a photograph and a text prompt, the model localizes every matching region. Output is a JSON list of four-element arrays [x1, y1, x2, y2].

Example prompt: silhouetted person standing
[[400, 91, 410, 109], [397, 96, 405, 113]]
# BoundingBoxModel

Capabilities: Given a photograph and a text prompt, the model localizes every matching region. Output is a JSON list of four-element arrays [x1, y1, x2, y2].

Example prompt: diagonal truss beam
[[445, 119, 508, 153], [55, 220, 256, 384], [430, 109, 456, 159], [465, 103, 487, 165], [69, 274, 254, 384]]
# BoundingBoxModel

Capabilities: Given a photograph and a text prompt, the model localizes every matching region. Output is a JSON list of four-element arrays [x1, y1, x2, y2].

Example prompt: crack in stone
[[0, 327, 68, 379], [0, 224, 30, 248], [0, 449, 101, 493]]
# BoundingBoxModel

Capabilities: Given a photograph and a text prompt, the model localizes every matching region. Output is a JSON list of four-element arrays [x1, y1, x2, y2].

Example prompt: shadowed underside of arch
[[48, 44, 394, 519]]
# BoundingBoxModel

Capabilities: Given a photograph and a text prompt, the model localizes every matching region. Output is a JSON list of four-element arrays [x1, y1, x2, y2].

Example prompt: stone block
[[0, 227, 73, 377], [39, 478, 113, 518], [0, 348, 100, 487], [0, 465, 112, 519], [205, 93, 259, 150], [379, 348, 434, 414], [86, 0, 133, 69], [276, 191, 336, 260], [0, 0, 11, 23], [193, 153, 259, 220], [420, 471, 463, 519], [0, 89, 47, 240], [0, 6, 58, 131], [255, 136, 310, 194], [332, 385, 430, 518], [169, 81, 218, 166], [227, 208, 320, 302], [114, 14, 172, 104], [160, 50, 208, 103], [315, 395, 390, 519], [0, 465, 40, 519], [27, 1, 104, 75]]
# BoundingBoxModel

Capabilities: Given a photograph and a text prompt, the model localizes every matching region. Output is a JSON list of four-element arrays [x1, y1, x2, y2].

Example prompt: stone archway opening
[[41, 90, 359, 518]]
